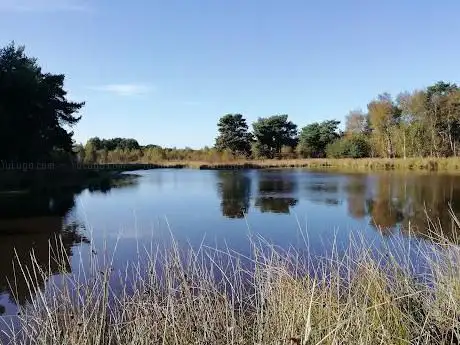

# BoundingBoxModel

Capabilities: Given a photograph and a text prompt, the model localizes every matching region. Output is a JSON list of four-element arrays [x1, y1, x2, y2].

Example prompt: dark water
[[1, 168, 460, 316]]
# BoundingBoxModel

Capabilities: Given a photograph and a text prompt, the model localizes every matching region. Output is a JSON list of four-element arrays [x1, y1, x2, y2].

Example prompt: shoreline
[[0, 167, 138, 194], [2, 157, 460, 193], [76, 157, 460, 171]]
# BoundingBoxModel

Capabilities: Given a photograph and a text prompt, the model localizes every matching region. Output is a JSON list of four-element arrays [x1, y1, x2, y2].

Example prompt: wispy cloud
[[0, 0, 91, 12], [182, 101, 203, 106], [90, 83, 153, 97]]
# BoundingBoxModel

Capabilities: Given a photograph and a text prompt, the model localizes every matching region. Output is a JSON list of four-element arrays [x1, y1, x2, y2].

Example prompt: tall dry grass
[[2, 228, 460, 344], [190, 157, 460, 171], [85, 157, 460, 171]]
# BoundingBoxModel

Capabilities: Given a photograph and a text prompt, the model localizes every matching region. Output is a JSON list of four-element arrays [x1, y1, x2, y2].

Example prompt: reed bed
[[2, 228, 460, 345], [86, 157, 460, 171], [187, 157, 460, 171]]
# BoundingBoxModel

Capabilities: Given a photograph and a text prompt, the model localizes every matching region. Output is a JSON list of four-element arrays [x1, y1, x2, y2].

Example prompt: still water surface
[[1, 168, 460, 315]]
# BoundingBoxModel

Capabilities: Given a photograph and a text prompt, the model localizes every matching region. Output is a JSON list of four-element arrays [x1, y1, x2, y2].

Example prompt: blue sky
[[2, 0, 460, 148]]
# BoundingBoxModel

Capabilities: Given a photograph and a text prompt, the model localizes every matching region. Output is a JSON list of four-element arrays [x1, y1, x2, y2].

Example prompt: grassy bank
[[3, 157, 460, 191], [190, 157, 460, 171], [4, 233, 460, 344], [83, 157, 460, 171]]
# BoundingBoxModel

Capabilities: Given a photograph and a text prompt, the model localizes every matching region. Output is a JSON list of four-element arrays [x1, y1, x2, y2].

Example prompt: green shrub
[[326, 135, 371, 158]]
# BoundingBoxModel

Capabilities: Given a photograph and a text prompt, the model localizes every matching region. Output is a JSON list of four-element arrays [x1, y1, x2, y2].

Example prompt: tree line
[[2, 42, 460, 164], [79, 80, 460, 163], [213, 81, 460, 160]]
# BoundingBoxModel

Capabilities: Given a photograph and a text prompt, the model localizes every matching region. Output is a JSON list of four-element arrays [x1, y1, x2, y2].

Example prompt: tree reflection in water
[[0, 190, 88, 310], [215, 170, 460, 242], [344, 174, 369, 219], [216, 171, 251, 219], [304, 175, 342, 206], [255, 171, 298, 214], [302, 172, 460, 241], [0, 176, 138, 310], [343, 173, 460, 240]]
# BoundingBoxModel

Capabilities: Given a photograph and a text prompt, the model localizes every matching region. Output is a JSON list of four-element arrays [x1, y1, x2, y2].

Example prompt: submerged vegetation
[[2, 231, 460, 345]]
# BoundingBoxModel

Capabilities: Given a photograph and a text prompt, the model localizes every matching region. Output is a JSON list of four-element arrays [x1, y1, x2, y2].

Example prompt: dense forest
[[79, 81, 460, 163], [1, 42, 460, 165]]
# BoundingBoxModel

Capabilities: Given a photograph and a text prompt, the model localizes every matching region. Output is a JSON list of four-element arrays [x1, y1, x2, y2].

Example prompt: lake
[[1, 168, 460, 317]]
